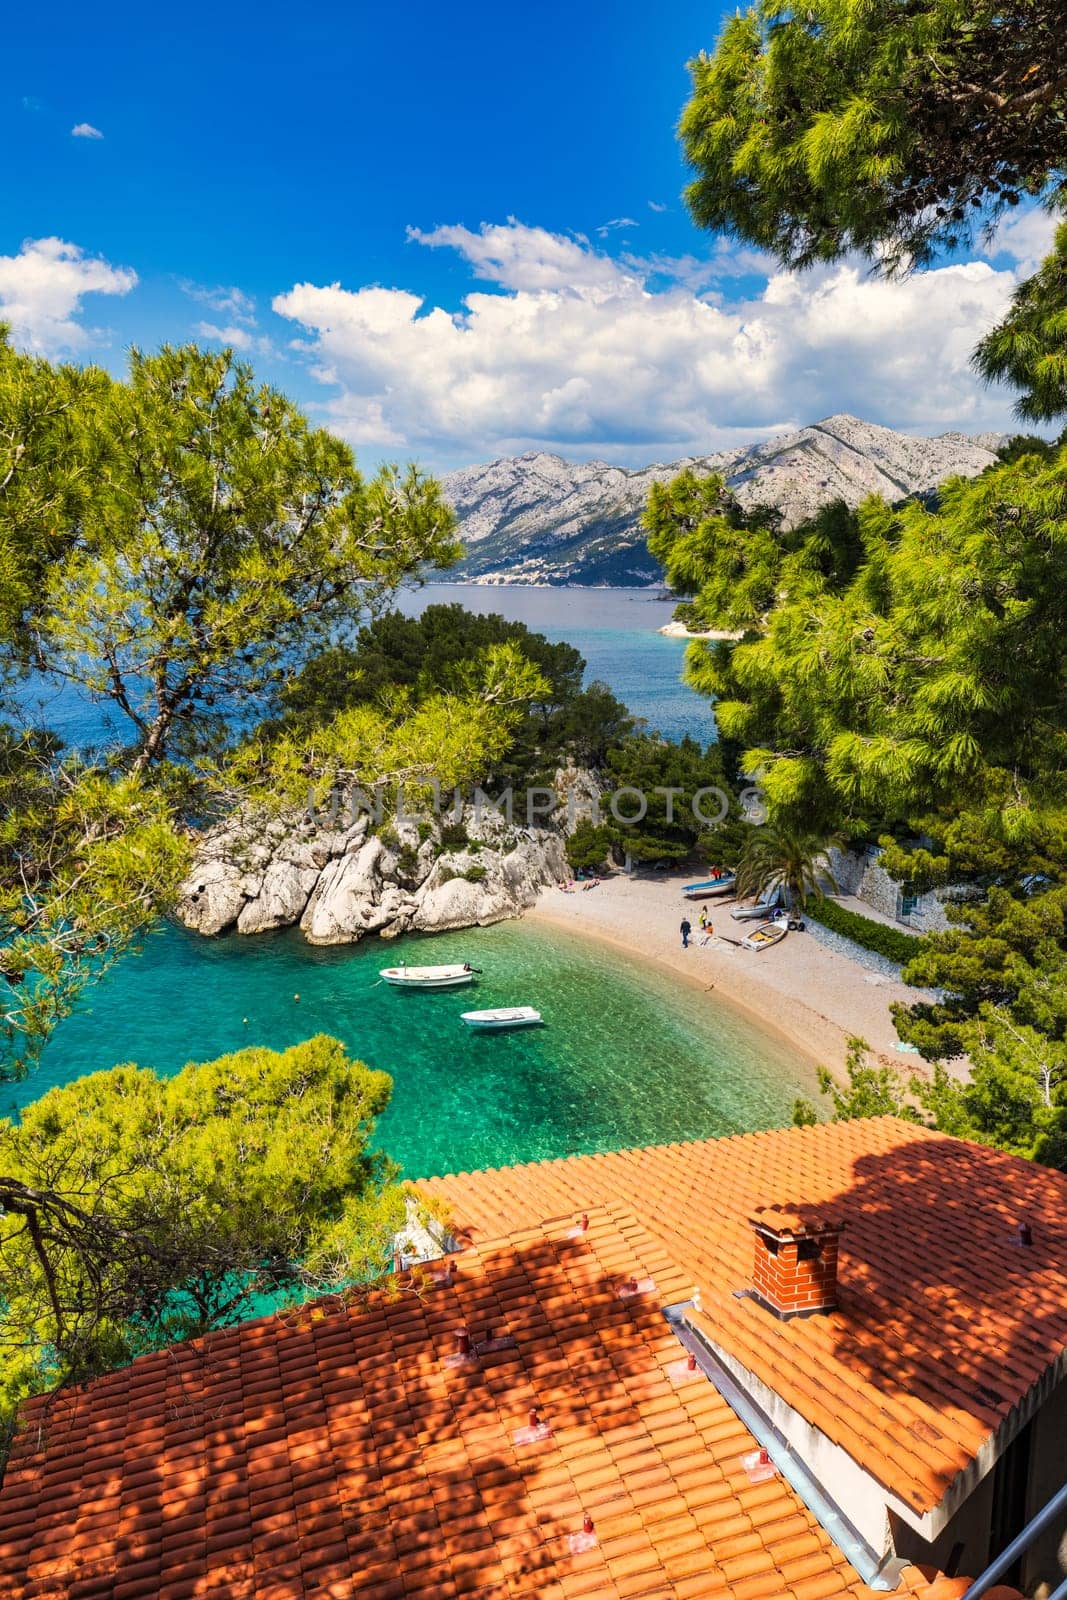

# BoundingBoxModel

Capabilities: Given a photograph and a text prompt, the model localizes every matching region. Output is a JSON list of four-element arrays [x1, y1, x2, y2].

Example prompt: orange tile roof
[[420, 1118, 1067, 1517], [0, 1194, 996, 1600]]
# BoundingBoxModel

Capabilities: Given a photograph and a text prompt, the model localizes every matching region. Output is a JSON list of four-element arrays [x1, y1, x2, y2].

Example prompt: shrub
[[436, 862, 487, 886], [566, 822, 614, 873], [806, 898, 921, 965]]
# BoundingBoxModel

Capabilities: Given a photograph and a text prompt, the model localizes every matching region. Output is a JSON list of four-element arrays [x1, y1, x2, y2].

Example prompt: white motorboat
[[461, 1006, 542, 1031], [380, 963, 476, 989], [730, 895, 782, 922]]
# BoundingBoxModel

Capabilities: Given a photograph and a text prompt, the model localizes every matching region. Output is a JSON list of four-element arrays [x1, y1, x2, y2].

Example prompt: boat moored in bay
[[461, 1006, 542, 1030], [380, 963, 477, 989]]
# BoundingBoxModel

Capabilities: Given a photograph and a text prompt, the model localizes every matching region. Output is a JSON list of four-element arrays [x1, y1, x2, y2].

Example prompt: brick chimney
[[749, 1206, 844, 1320]]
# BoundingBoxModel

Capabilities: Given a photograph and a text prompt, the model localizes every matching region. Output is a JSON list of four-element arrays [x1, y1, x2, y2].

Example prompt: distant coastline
[[657, 619, 743, 641]]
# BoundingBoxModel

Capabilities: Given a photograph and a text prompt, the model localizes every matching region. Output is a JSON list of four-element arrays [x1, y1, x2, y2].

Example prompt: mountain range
[[438, 413, 1005, 586]]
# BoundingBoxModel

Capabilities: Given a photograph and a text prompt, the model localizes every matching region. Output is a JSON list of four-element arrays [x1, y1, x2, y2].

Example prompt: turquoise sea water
[[20, 919, 818, 1178], [17, 586, 815, 1168]]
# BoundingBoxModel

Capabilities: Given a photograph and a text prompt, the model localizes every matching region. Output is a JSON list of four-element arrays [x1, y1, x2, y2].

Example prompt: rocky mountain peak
[[439, 415, 1006, 586]]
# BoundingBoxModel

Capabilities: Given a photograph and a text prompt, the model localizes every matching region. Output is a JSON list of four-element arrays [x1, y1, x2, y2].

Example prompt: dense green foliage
[[650, 447, 1067, 869], [0, 337, 464, 1078], [650, 432, 1067, 1165], [680, 0, 1065, 274], [974, 219, 1067, 421], [806, 899, 922, 965], [602, 734, 742, 864], [565, 821, 616, 873], [275, 604, 634, 789], [0, 332, 111, 647], [646, 480, 866, 633], [561, 735, 745, 870], [0, 1036, 404, 1433], [30, 344, 460, 772]]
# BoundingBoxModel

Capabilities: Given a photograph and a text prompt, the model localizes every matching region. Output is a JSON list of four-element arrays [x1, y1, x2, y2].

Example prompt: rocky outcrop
[[438, 413, 1005, 585], [176, 792, 571, 946]]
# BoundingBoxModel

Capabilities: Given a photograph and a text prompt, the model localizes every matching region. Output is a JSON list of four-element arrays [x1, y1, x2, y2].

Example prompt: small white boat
[[461, 1006, 542, 1031], [730, 895, 782, 922], [380, 963, 476, 989], [682, 873, 736, 900], [742, 919, 789, 952]]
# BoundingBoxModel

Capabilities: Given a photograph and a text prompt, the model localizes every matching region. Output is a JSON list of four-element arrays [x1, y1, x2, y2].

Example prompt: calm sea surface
[[17, 919, 817, 1178], [397, 585, 712, 745], [16, 586, 815, 1173]]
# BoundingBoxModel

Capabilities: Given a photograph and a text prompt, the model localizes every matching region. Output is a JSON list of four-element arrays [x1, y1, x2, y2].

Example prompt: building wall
[[830, 845, 956, 933], [888, 1475, 996, 1588]]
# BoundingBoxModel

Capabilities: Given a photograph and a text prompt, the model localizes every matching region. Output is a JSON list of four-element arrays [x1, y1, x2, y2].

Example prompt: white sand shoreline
[[656, 619, 743, 641], [529, 869, 929, 1084]]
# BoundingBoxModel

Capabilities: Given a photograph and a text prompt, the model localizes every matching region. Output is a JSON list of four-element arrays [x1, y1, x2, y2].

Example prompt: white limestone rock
[[410, 876, 513, 933], [177, 858, 247, 937], [300, 837, 403, 945], [439, 413, 1007, 585], [237, 857, 321, 935], [176, 786, 575, 946]]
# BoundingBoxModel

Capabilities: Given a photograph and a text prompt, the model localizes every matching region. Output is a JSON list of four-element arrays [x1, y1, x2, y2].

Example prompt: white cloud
[[71, 122, 104, 139], [987, 206, 1059, 276], [596, 217, 639, 238], [0, 237, 136, 355], [179, 280, 258, 325], [194, 320, 277, 358], [648, 201, 669, 213], [273, 219, 1036, 467], [407, 221, 626, 292]]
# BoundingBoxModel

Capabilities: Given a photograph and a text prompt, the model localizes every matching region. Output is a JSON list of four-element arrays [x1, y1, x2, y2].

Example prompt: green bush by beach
[[806, 898, 921, 966]]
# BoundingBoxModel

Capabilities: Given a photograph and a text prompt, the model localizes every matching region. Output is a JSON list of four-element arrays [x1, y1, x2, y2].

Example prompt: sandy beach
[[529, 868, 930, 1081], [656, 620, 743, 641]]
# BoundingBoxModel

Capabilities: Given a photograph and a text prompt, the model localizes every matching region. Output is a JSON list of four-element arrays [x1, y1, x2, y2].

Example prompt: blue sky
[[4, 0, 1056, 470]]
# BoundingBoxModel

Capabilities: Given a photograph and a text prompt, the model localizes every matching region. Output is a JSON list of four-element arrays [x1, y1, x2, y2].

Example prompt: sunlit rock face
[[439, 414, 1004, 586], [176, 790, 573, 945]]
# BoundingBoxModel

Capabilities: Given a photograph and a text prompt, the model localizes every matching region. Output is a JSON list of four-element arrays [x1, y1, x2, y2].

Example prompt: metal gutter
[[663, 1301, 906, 1593]]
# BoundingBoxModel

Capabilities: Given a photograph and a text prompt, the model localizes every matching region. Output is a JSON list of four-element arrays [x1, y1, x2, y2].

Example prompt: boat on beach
[[730, 894, 782, 922], [742, 919, 788, 952], [682, 873, 736, 900], [461, 1006, 542, 1031], [380, 964, 476, 989]]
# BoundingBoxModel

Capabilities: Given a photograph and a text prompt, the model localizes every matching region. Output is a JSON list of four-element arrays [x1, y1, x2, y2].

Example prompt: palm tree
[[736, 825, 839, 915]]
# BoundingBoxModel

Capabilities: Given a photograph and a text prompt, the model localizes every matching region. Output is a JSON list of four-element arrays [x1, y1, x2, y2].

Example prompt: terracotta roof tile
[[421, 1118, 1067, 1514], [0, 1122, 1045, 1600]]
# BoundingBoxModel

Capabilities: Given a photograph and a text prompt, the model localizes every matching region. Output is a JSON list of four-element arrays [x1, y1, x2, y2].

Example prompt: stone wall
[[829, 845, 955, 933]]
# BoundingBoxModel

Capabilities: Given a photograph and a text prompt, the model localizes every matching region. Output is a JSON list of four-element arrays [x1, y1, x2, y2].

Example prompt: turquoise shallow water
[[12, 586, 787, 1163], [18, 918, 818, 1178]]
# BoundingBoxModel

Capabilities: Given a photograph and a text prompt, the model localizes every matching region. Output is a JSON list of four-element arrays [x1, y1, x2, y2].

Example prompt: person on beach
[[700, 917, 714, 945], [698, 905, 708, 930], [680, 917, 692, 948]]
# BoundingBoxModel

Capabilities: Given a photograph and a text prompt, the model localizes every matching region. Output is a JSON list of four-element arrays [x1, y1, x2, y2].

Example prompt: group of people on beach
[[680, 904, 714, 948]]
